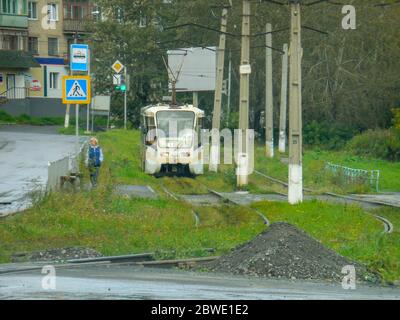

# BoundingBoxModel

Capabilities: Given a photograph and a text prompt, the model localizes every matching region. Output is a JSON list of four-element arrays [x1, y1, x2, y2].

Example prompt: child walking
[[86, 137, 104, 188]]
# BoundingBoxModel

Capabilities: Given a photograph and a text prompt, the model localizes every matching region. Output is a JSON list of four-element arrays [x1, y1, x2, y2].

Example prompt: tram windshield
[[156, 111, 195, 139]]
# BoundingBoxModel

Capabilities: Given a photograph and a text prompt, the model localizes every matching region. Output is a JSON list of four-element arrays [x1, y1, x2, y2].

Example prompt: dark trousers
[[89, 166, 100, 187]]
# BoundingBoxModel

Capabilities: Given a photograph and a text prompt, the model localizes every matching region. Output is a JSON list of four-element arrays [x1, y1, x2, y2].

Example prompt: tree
[[89, 0, 400, 143]]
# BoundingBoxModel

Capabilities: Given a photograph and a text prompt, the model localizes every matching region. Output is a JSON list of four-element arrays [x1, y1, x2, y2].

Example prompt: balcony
[[63, 19, 90, 33], [0, 14, 28, 29]]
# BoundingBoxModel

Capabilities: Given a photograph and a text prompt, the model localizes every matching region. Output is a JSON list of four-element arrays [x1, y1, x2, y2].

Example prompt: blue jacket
[[87, 146, 104, 167]]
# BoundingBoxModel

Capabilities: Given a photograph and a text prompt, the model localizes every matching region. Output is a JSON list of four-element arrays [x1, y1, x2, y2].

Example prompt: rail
[[0, 87, 30, 100], [254, 170, 394, 234], [47, 141, 88, 191]]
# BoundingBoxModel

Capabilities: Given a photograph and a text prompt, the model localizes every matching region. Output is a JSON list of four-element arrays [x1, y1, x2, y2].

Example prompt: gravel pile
[[205, 222, 370, 282], [12, 247, 103, 263]]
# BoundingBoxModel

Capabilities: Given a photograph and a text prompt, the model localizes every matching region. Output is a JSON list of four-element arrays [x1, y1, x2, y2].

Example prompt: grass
[[0, 129, 399, 283], [0, 110, 65, 126], [58, 125, 89, 136], [0, 130, 265, 264], [0, 190, 264, 262], [255, 146, 400, 194]]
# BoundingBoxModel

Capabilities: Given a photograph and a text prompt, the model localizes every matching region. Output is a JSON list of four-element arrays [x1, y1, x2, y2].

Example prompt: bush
[[346, 129, 400, 161], [15, 114, 32, 124], [303, 120, 355, 150], [0, 111, 65, 126], [0, 110, 15, 123]]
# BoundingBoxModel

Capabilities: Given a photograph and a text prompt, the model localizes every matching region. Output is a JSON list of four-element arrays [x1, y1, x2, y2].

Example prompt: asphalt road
[[0, 125, 79, 217], [0, 263, 399, 300]]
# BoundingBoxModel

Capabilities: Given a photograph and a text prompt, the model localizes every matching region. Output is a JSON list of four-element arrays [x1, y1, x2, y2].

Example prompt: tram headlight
[[181, 152, 191, 158]]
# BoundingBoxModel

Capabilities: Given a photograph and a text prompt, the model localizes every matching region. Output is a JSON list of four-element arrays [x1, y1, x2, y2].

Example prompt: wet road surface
[[0, 263, 399, 300], [0, 126, 79, 217]]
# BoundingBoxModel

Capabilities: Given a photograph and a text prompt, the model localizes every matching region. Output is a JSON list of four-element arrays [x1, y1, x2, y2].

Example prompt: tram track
[[160, 176, 270, 227], [254, 170, 395, 234], [0, 255, 219, 275], [158, 170, 394, 233]]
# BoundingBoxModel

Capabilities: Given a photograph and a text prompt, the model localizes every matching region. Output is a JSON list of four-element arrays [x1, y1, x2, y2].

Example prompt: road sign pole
[[62, 75, 91, 153], [76, 103, 79, 154], [65, 36, 79, 129], [124, 67, 127, 130], [86, 47, 91, 134]]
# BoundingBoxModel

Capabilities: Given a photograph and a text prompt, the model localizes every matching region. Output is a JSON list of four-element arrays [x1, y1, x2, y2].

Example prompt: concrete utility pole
[[237, 0, 251, 187], [265, 23, 274, 158], [210, 7, 229, 172], [279, 43, 288, 153], [288, 2, 303, 204], [226, 50, 232, 128]]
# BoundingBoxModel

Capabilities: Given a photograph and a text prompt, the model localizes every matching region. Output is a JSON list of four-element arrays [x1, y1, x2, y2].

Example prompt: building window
[[2, 0, 18, 14], [48, 37, 58, 55], [49, 72, 59, 89], [28, 37, 38, 54], [72, 5, 83, 19], [0, 35, 18, 50], [47, 3, 58, 21], [28, 1, 37, 19]]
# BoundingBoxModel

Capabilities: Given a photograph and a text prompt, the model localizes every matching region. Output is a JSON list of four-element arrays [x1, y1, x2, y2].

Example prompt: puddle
[[114, 185, 158, 200], [178, 194, 221, 206]]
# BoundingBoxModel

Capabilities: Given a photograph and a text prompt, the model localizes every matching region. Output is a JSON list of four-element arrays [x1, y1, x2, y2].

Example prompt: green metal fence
[[325, 162, 380, 192]]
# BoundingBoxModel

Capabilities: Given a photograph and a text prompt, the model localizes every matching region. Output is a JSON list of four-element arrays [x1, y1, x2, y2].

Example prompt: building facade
[[1, 0, 94, 116], [0, 0, 40, 102]]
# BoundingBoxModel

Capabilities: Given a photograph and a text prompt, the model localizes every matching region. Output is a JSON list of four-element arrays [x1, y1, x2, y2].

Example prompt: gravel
[[204, 222, 373, 282], [12, 247, 103, 263]]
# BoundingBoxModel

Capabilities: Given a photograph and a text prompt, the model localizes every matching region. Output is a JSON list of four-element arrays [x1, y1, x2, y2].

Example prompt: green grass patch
[[0, 110, 65, 126], [254, 146, 400, 193]]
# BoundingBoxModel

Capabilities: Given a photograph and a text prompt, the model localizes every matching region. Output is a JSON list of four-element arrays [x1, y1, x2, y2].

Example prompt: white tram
[[140, 103, 205, 176]]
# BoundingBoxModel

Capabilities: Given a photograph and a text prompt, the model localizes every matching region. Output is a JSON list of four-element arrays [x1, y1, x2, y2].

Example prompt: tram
[[140, 103, 205, 176]]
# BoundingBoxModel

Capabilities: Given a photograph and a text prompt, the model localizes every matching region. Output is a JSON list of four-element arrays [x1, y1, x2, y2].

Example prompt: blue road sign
[[62, 76, 91, 104], [70, 44, 89, 72]]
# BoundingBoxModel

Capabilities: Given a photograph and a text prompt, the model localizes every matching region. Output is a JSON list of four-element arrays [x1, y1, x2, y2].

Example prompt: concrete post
[[265, 23, 274, 158], [279, 43, 288, 153], [237, 0, 251, 187], [210, 7, 229, 172], [288, 3, 303, 204]]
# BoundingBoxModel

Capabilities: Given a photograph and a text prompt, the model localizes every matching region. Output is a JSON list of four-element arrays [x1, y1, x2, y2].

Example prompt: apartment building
[[0, 0, 40, 102], [1, 0, 94, 116], [27, 0, 69, 100]]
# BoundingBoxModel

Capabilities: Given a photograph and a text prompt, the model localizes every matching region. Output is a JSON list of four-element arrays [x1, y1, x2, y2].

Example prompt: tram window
[[146, 116, 156, 131], [197, 117, 204, 130], [196, 117, 204, 147], [145, 116, 157, 145]]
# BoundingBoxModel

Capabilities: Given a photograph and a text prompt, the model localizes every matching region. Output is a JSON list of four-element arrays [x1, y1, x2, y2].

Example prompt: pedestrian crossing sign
[[62, 76, 91, 104]]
